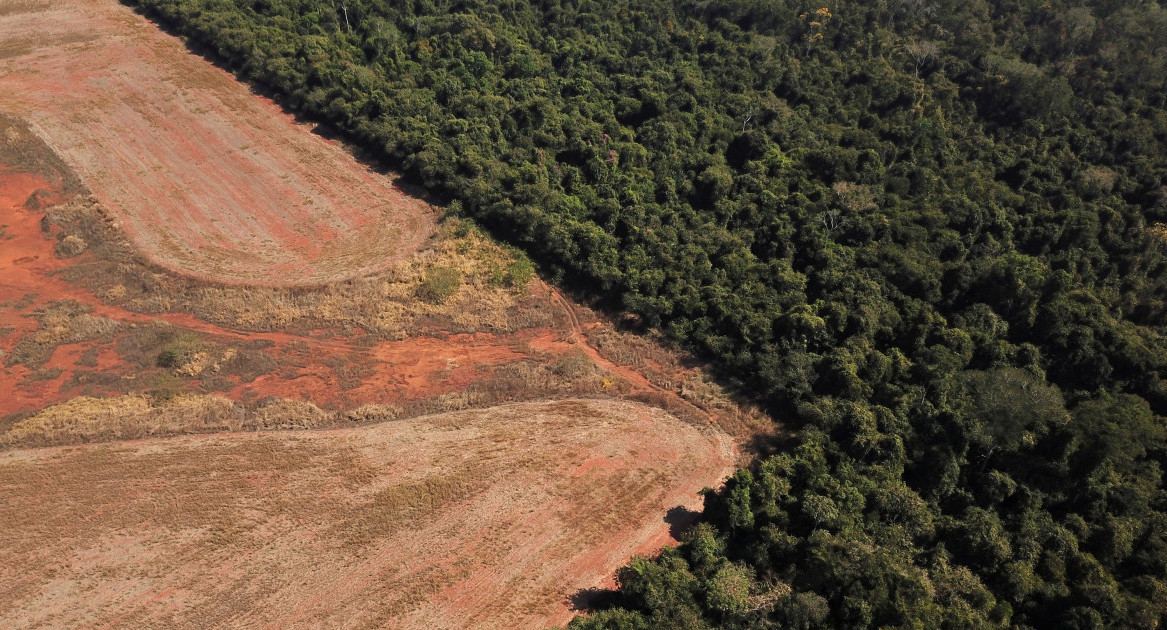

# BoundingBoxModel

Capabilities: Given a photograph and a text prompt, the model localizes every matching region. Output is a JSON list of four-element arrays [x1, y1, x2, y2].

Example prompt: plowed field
[[0, 140, 762, 626], [0, 0, 435, 285], [0, 399, 735, 629], [0, 1, 766, 626]]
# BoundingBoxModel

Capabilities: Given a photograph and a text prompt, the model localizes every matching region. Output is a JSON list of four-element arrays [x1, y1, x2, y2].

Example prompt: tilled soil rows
[[0, 0, 436, 286], [0, 399, 735, 630]]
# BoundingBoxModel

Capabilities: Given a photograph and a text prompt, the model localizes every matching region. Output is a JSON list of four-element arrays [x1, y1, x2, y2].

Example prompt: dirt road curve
[[0, 399, 736, 630], [0, 0, 436, 286]]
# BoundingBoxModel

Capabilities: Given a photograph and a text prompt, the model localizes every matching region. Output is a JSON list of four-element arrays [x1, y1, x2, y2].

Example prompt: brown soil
[[0, 156, 563, 423], [0, 1, 775, 625], [1, 157, 766, 441], [0, 160, 771, 626], [0, 399, 736, 630], [0, 0, 436, 286]]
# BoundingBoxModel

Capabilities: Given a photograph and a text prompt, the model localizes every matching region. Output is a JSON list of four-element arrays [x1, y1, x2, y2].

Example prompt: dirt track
[[0, 399, 735, 629], [0, 0, 436, 285]]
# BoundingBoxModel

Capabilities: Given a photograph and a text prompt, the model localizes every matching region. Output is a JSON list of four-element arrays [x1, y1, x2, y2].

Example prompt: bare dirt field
[[0, 2, 774, 626], [0, 0, 436, 286], [1, 124, 767, 441], [0, 124, 771, 625], [0, 399, 736, 629]]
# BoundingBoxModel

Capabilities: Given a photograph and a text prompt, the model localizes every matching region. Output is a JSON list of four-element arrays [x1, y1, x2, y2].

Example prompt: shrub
[[504, 252, 536, 289], [418, 266, 461, 303], [55, 234, 88, 258]]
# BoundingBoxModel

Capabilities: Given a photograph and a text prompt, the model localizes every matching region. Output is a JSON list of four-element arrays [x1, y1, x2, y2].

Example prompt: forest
[[120, 0, 1167, 627]]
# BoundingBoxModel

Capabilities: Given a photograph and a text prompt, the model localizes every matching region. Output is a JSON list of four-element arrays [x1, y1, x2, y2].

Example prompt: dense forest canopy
[[122, 0, 1167, 626]]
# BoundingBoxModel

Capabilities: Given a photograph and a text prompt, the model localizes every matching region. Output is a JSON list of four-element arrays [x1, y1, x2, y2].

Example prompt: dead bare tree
[[905, 40, 940, 75]]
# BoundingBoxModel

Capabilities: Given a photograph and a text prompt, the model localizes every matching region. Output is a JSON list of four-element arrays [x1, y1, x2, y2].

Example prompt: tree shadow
[[568, 586, 622, 613], [741, 426, 795, 459], [565, 507, 703, 615], [664, 504, 701, 540]]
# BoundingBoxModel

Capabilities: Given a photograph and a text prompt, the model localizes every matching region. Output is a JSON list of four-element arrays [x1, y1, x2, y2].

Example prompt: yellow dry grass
[[0, 113, 84, 192], [0, 394, 339, 448], [4, 300, 120, 368], [45, 196, 557, 338], [0, 341, 637, 448], [584, 320, 774, 441]]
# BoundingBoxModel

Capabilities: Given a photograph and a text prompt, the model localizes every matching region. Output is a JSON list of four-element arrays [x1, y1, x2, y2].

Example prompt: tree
[[959, 367, 1068, 471]]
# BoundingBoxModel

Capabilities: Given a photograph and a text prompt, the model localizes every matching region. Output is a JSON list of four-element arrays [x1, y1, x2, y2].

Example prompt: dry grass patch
[[113, 321, 276, 383], [341, 402, 405, 423], [326, 353, 377, 391], [0, 339, 633, 446], [0, 114, 84, 193], [44, 199, 556, 338], [0, 393, 339, 449], [393, 355, 628, 419], [1, 394, 237, 447], [342, 467, 489, 546], [4, 300, 120, 368], [585, 322, 774, 441], [245, 397, 333, 430]]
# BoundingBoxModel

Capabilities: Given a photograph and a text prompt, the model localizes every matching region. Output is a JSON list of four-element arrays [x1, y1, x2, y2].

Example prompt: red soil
[[0, 171, 70, 299], [0, 170, 77, 411], [1, 170, 719, 435], [1, 170, 745, 626], [0, 169, 516, 416], [0, 2, 756, 624], [0, 0, 436, 286]]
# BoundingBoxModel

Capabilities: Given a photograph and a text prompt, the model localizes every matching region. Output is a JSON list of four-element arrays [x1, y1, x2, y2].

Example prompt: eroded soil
[[0, 2, 772, 626], [0, 156, 768, 627]]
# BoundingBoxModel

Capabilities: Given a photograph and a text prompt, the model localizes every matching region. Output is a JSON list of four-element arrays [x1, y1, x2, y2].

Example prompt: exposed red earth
[[0, 168, 524, 417], [1, 166, 736, 430], [0, 173, 747, 630], [0, 163, 753, 626], [0, 1, 762, 626]]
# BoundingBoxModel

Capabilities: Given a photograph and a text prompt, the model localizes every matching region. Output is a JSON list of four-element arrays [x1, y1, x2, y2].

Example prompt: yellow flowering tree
[[799, 7, 833, 53]]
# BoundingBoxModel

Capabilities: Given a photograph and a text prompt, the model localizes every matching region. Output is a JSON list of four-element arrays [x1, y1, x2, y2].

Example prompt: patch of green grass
[[148, 373, 186, 403], [417, 267, 461, 303], [489, 246, 536, 290], [156, 332, 206, 368]]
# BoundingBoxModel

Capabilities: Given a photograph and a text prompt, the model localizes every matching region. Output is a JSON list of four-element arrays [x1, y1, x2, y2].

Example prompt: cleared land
[[0, 2, 768, 626], [1, 134, 766, 441], [0, 399, 735, 629], [0, 111, 765, 627], [0, 0, 436, 285]]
